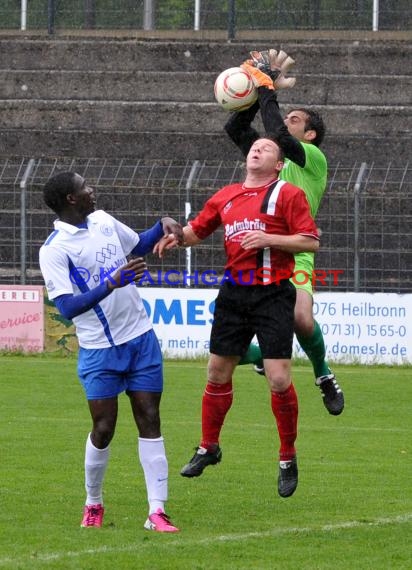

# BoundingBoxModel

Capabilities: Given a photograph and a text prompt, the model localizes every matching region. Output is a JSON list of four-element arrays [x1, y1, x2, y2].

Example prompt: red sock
[[200, 381, 233, 451], [271, 383, 299, 461]]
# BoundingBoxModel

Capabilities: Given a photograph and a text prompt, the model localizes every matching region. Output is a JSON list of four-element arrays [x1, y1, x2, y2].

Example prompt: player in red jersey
[[156, 136, 319, 498]]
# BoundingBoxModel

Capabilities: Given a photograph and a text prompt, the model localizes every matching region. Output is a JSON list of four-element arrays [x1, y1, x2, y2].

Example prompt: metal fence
[[0, 158, 411, 293], [4, 0, 412, 34]]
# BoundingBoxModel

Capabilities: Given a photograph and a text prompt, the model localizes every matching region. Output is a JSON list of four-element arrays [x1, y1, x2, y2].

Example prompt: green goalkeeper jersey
[[280, 142, 328, 287], [280, 141, 328, 219]]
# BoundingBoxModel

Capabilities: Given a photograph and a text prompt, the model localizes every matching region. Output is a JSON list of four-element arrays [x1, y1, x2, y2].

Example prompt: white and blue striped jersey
[[39, 210, 152, 349]]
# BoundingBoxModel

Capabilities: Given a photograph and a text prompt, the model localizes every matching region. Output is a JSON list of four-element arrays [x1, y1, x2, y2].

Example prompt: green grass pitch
[[0, 356, 411, 569]]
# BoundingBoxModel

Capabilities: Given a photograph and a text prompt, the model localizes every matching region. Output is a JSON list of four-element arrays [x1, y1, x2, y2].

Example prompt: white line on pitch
[[0, 513, 410, 567]]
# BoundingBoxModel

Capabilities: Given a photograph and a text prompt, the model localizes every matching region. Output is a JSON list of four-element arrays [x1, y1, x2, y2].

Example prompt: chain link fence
[[2, 1, 411, 33], [0, 157, 411, 293]]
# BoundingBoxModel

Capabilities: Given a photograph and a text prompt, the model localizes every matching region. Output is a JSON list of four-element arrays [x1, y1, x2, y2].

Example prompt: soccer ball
[[214, 67, 258, 112]]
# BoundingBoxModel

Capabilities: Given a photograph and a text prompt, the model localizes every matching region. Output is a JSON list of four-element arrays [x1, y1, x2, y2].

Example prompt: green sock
[[296, 320, 330, 378], [239, 343, 263, 366]]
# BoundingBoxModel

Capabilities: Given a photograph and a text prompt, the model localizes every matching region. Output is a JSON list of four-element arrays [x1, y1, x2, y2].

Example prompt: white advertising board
[[140, 289, 412, 365], [295, 292, 412, 365], [0, 285, 44, 352]]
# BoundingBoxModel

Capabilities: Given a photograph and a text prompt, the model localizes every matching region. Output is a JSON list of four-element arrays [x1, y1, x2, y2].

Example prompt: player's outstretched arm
[[224, 100, 261, 158], [258, 89, 306, 167], [154, 226, 201, 258], [132, 217, 183, 256], [246, 48, 306, 167], [225, 48, 302, 161]]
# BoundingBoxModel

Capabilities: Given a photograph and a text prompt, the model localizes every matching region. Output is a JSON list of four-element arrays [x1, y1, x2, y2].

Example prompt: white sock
[[84, 433, 109, 506], [138, 436, 168, 515]]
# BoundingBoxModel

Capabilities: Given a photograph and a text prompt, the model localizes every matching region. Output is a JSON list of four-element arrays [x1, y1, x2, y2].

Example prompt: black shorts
[[210, 280, 296, 359]]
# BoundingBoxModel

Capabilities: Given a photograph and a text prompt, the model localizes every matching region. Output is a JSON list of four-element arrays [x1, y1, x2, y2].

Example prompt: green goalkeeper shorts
[[291, 252, 315, 296]]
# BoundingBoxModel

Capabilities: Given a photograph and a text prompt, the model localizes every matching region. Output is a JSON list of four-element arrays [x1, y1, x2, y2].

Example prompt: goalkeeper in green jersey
[[224, 48, 344, 415]]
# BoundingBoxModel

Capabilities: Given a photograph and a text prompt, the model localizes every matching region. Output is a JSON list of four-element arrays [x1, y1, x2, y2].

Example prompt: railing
[[3, 1, 411, 35], [0, 157, 411, 293]]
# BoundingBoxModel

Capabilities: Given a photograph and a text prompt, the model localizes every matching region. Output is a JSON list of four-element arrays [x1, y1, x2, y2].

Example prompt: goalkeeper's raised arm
[[224, 48, 306, 167]]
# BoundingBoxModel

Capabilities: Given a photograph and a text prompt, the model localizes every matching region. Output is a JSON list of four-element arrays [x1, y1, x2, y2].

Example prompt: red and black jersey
[[189, 178, 319, 285]]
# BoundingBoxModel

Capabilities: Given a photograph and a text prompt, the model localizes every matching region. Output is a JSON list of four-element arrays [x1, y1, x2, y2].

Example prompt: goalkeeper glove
[[248, 49, 296, 90], [241, 61, 274, 90]]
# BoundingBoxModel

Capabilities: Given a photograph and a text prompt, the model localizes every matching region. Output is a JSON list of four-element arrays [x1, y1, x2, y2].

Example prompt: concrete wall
[[0, 32, 411, 163]]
